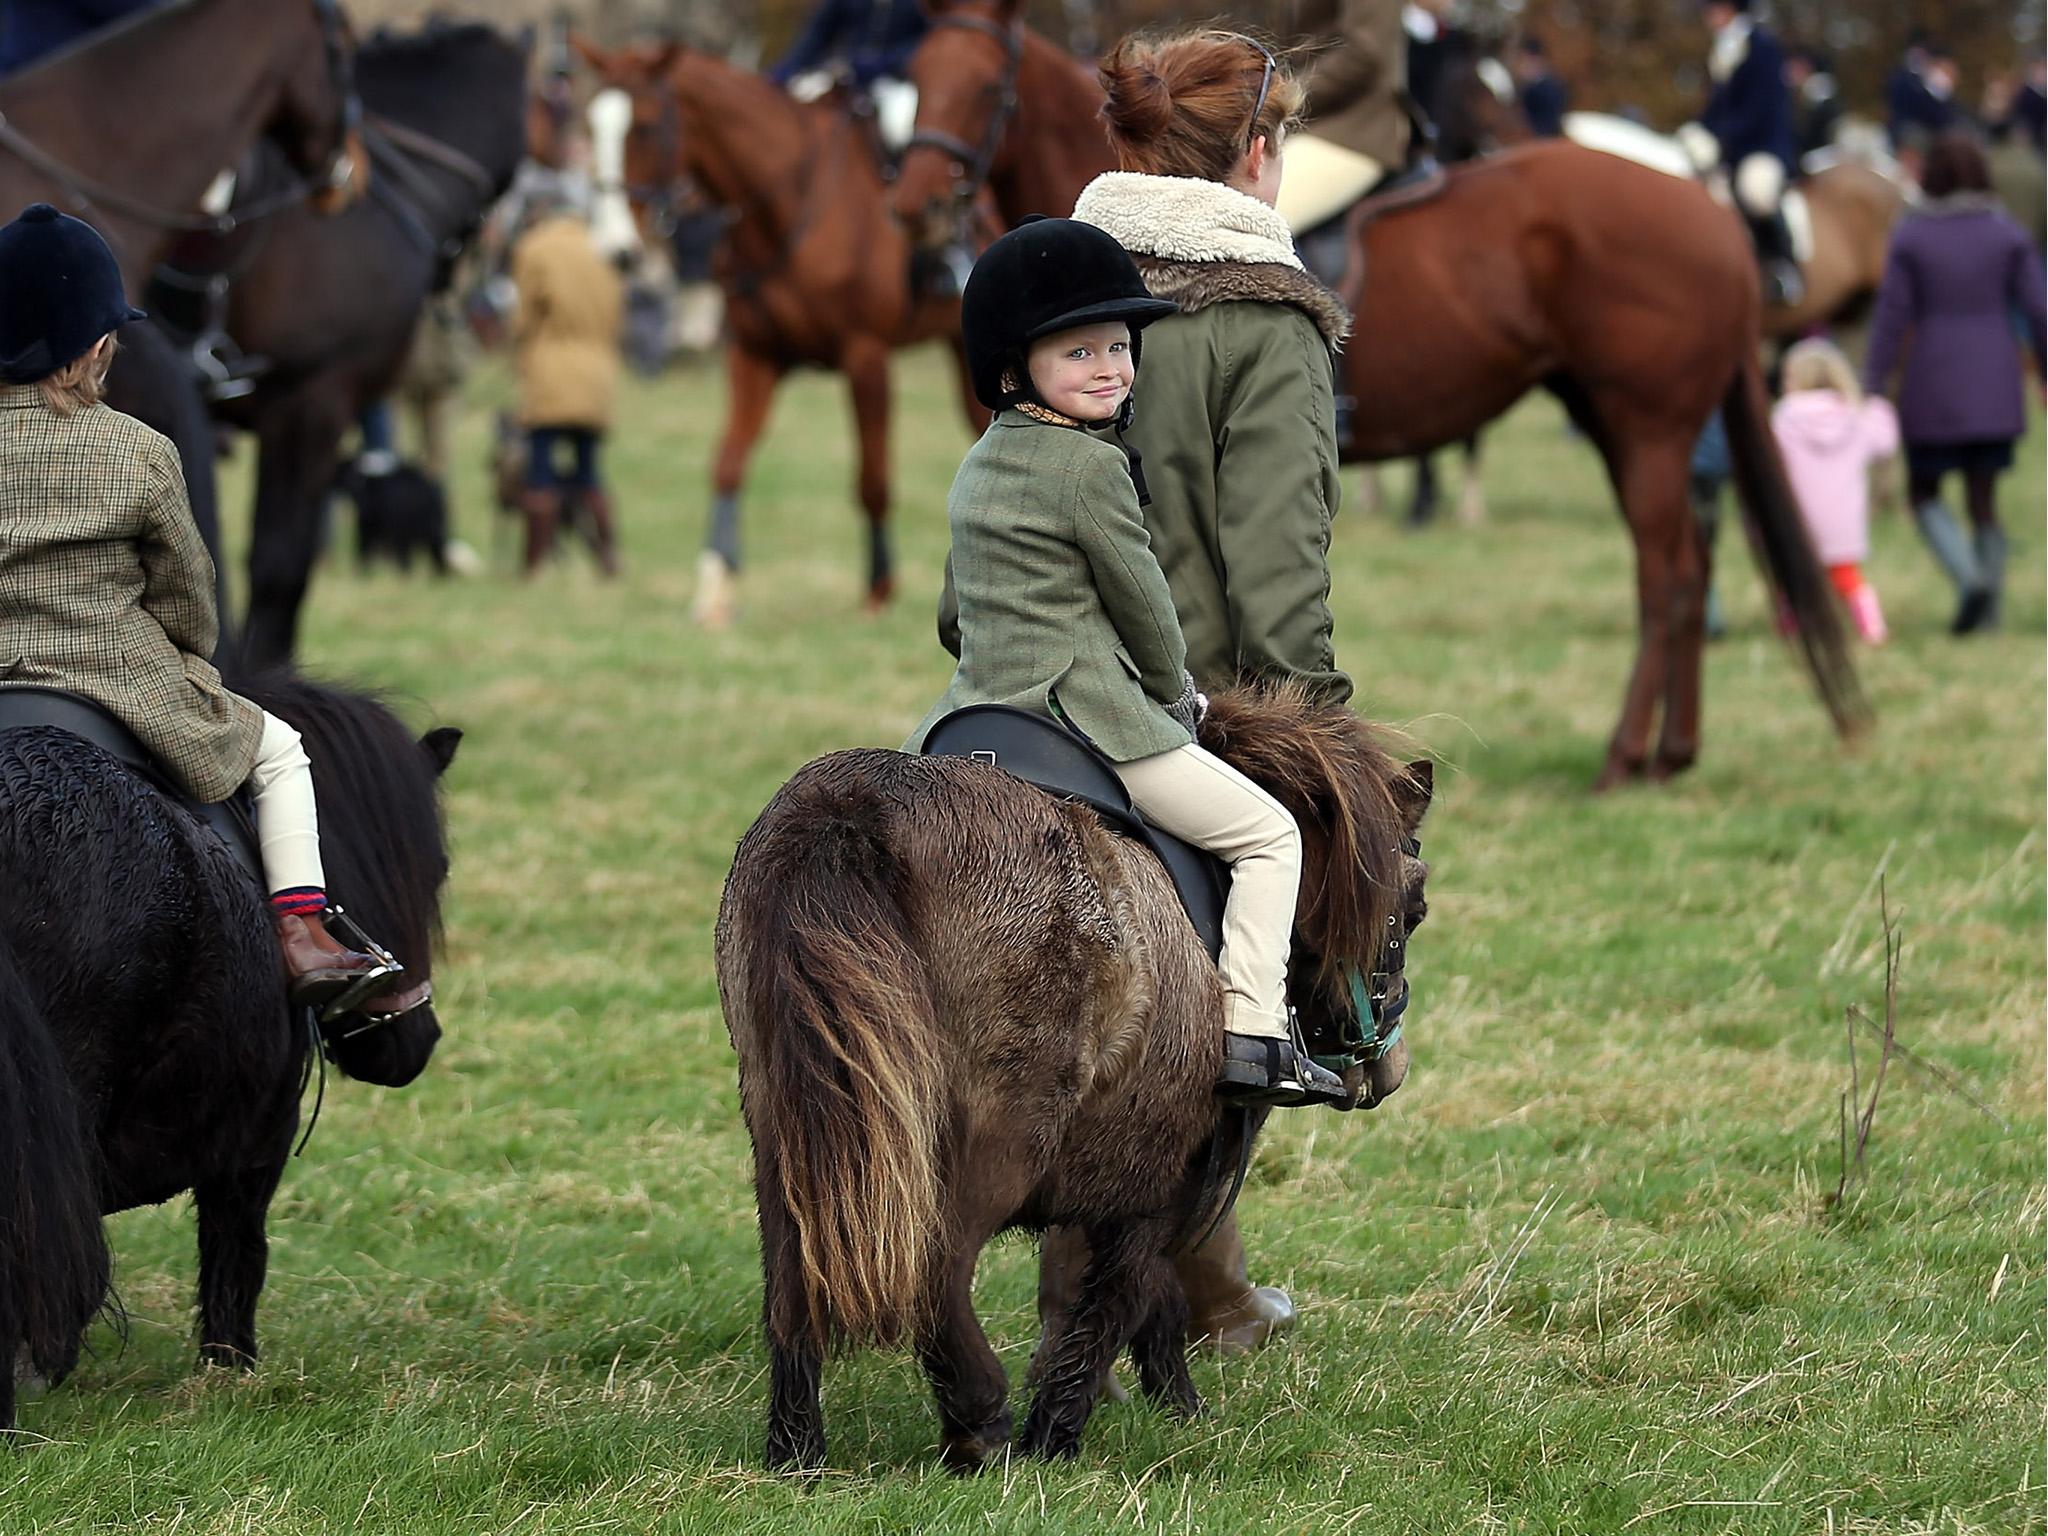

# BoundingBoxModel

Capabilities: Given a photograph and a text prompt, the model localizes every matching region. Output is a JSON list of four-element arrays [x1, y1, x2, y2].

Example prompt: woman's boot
[[1913, 500, 1989, 633], [1974, 525, 2008, 630], [521, 488, 560, 574]]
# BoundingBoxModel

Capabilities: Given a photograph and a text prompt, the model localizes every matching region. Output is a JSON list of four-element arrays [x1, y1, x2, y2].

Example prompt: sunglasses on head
[[1245, 42, 1278, 152]]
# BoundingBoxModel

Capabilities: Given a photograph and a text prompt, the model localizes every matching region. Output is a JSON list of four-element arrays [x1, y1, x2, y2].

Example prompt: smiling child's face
[[1025, 321, 1134, 422]]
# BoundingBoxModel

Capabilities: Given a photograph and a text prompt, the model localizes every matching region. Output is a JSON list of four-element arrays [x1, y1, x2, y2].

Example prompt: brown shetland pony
[[892, 2, 1865, 790], [717, 685, 1431, 1470], [575, 40, 985, 628]]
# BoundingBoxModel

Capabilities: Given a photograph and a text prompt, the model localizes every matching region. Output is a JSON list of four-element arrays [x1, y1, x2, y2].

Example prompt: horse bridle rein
[[0, 0, 363, 238], [901, 10, 1024, 212]]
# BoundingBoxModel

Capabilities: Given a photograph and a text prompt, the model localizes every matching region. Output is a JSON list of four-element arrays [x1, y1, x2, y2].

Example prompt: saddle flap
[[921, 705, 1227, 959], [0, 687, 262, 883]]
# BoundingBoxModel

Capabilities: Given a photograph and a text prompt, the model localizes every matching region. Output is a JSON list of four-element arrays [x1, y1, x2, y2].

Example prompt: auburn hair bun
[[1098, 30, 1302, 184]]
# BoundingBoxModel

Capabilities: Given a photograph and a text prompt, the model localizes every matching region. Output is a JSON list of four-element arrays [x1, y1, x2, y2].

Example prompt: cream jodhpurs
[[1119, 743, 1302, 1041], [1275, 133, 1385, 234], [248, 709, 326, 897]]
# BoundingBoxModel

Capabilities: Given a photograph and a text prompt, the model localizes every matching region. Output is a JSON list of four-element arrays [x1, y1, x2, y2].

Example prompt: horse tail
[[0, 933, 110, 1396], [1722, 354, 1870, 736], [726, 778, 944, 1355]]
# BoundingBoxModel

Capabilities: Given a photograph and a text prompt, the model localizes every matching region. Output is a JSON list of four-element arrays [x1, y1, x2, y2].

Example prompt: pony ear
[[421, 727, 463, 777], [570, 32, 615, 77], [1393, 759, 1433, 831]]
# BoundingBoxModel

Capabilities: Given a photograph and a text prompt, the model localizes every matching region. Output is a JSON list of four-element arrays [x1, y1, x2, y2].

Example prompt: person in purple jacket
[[1864, 131, 2047, 634]]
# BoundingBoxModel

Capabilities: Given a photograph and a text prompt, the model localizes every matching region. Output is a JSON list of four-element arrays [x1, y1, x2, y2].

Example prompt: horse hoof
[[1191, 1284, 1297, 1357], [691, 552, 737, 630], [939, 1427, 1011, 1474], [1592, 760, 1645, 793]]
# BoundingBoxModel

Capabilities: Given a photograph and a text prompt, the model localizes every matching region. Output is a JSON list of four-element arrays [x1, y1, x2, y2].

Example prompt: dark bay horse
[[718, 686, 1431, 1469], [576, 39, 984, 629], [0, 674, 459, 1431], [3, 0, 368, 601], [891, 2, 1864, 789], [145, 22, 529, 665]]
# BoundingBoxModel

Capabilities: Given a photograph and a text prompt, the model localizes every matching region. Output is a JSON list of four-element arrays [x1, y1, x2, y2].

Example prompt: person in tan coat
[[1279, 0, 1411, 231], [510, 197, 626, 574], [0, 204, 403, 1016]]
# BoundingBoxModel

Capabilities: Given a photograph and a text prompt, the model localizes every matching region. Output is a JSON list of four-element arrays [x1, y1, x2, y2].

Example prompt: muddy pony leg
[[1020, 1222, 1163, 1460], [696, 344, 782, 630], [916, 1240, 1011, 1473], [843, 334, 894, 612], [1128, 1255, 1201, 1419], [194, 1157, 287, 1369], [757, 1174, 827, 1471]]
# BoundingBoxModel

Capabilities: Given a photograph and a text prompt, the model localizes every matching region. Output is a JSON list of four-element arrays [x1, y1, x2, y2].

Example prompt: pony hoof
[[691, 552, 737, 629], [765, 1434, 827, 1474], [1591, 761, 1645, 793], [939, 1428, 1010, 1474]]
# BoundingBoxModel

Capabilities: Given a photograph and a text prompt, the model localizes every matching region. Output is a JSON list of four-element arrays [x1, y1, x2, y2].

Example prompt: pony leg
[[757, 1174, 827, 1471], [843, 336, 894, 612], [1408, 454, 1438, 527], [1128, 1255, 1201, 1419], [1020, 1222, 1163, 1460], [1456, 436, 1489, 527], [1590, 427, 1681, 791], [194, 1158, 286, 1369], [696, 345, 781, 630], [1653, 442, 1709, 778], [917, 1240, 1011, 1473]]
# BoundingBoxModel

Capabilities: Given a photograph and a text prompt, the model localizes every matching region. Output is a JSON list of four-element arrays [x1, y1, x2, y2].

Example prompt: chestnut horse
[[891, 1, 1863, 789], [718, 685, 1431, 1469], [576, 40, 984, 628]]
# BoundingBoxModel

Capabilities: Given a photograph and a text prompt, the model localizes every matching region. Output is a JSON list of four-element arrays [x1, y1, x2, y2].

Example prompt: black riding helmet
[[961, 216, 1177, 412], [0, 204, 145, 384]]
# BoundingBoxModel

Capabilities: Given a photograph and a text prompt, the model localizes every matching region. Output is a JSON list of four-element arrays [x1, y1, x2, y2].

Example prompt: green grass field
[[7, 347, 2043, 1534]]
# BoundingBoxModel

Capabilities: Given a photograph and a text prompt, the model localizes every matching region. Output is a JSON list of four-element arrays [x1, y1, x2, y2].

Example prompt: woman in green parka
[[1063, 30, 1375, 1360], [912, 216, 1345, 1111]]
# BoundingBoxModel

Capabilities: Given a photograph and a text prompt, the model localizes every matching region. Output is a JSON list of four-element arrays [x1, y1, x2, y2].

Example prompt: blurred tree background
[[350, 0, 2043, 130]]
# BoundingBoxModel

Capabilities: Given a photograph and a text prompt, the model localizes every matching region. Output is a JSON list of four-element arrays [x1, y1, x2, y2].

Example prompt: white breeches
[[249, 710, 326, 897], [1118, 743, 1302, 1040], [1733, 153, 1785, 218], [1275, 133, 1386, 234]]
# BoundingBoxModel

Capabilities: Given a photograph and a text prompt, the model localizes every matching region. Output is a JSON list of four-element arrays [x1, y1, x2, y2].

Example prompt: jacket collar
[[0, 383, 45, 410], [1709, 15, 1752, 83], [1074, 172, 1301, 271], [1128, 253, 1351, 347], [1920, 191, 2004, 218]]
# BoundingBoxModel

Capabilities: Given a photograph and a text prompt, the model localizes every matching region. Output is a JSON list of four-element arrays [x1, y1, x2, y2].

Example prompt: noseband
[[901, 11, 1023, 214]]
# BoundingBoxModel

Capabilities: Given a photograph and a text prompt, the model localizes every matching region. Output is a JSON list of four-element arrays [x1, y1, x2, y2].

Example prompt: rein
[[901, 10, 1023, 214], [360, 114, 499, 265], [0, 0, 363, 238]]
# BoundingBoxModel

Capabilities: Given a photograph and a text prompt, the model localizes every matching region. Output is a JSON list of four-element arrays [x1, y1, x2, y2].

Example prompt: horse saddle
[[1295, 155, 1450, 291], [0, 688, 262, 883], [921, 704, 1227, 960]]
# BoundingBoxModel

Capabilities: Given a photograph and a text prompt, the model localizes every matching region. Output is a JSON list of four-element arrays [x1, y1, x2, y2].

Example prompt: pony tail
[[0, 932, 112, 1424], [721, 779, 945, 1354]]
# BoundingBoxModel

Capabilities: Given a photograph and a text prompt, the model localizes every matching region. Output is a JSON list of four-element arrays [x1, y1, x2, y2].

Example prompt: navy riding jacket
[[1885, 66, 1957, 149], [1520, 74, 1567, 138], [0, 0, 161, 75], [768, 0, 927, 88], [1702, 24, 1796, 172]]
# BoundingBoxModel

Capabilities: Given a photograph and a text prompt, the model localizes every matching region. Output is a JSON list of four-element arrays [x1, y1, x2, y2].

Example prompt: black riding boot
[[1747, 211, 1806, 308], [1219, 1016, 1347, 1108]]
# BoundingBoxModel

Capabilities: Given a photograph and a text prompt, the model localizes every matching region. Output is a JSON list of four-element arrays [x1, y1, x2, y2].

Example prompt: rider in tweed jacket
[[0, 203, 402, 1018]]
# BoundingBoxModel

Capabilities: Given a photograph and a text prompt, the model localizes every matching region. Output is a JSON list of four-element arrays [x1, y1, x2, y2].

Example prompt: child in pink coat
[[1772, 338, 1901, 643]]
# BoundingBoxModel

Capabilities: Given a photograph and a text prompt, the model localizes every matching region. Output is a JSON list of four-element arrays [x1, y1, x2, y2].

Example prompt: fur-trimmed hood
[[1073, 171, 1350, 346]]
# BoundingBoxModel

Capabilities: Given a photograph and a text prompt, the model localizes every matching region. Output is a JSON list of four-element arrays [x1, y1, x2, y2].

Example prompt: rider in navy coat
[[768, 0, 927, 90], [0, 0, 160, 75], [1689, 0, 1803, 305]]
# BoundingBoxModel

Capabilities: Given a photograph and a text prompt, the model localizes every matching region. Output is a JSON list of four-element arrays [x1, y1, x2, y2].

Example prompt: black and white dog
[[332, 457, 450, 575]]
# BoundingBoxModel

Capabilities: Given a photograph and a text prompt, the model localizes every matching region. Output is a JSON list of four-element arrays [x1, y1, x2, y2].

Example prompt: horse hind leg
[[917, 1238, 1012, 1473], [758, 1173, 827, 1471], [696, 345, 782, 630], [194, 1157, 287, 1369], [844, 336, 894, 613]]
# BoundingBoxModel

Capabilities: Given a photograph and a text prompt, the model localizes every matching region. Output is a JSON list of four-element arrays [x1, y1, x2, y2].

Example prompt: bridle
[[900, 9, 1024, 221], [0, 0, 363, 237]]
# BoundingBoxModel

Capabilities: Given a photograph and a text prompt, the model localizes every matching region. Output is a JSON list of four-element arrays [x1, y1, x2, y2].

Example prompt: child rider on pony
[[0, 203, 405, 1019], [910, 217, 1345, 1107]]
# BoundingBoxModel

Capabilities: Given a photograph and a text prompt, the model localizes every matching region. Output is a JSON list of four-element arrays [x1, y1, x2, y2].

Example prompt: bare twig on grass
[[1825, 882, 1901, 1214]]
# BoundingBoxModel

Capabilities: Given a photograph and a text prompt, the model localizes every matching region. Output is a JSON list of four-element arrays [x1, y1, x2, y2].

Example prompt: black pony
[[107, 20, 530, 663], [0, 673, 459, 1430]]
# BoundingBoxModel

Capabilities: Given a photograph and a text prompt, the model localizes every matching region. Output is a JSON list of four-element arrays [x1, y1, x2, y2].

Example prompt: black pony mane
[[356, 20, 531, 172], [228, 670, 452, 981]]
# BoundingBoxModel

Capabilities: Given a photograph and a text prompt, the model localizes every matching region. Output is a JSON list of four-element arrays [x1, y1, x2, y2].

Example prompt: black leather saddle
[[921, 704, 1228, 960], [0, 687, 263, 884]]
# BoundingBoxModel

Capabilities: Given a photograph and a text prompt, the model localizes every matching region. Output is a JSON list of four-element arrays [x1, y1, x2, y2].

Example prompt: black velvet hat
[[962, 217, 1177, 411], [0, 204, 146, 384]]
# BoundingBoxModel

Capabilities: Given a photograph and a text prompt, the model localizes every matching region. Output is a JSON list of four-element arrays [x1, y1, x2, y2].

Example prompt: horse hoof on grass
[[939, 1428, 1011, 1474], [691, 552, 737, 630]]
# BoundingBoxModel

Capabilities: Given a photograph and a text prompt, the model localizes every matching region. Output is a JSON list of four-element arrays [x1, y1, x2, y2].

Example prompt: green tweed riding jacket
[[0, 387, 261, 802], [908, 409, 1192, 764]]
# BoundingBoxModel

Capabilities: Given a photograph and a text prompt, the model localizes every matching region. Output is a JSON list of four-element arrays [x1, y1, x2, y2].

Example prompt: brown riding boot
[[1175, 1214, 1296, 1356], [275, 910, 400, 1014], [582, 486, 621, 578], [521, 488, 561, 575]]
